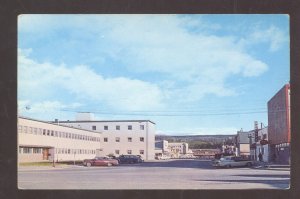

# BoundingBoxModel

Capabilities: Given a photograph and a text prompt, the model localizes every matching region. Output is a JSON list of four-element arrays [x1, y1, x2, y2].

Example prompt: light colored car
[[212, 156, 253, 168]]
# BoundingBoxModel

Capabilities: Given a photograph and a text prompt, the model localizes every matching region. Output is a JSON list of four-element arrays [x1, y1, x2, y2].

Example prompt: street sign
[[260, 140, 268, 145]]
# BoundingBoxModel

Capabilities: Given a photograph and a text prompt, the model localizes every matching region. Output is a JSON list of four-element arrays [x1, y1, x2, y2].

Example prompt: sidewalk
[[253, 161, 290, 170], [18, 164, 83, 171]]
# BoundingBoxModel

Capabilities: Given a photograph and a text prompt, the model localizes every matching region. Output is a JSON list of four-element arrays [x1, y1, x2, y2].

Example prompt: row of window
[[103, 137, 144, 142], [19, 147, 145, 156], [18, 125, 101, 142], [55, 148, 96, 155], [275, 143, 290, 148], [92, 124, 145, 131], [114, 149, 144, 155], [19, 147, 43, 154], [18, 147, 96, 155]]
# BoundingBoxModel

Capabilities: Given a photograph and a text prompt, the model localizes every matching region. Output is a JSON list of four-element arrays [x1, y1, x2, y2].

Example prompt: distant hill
[[155, 134, 236, 149]]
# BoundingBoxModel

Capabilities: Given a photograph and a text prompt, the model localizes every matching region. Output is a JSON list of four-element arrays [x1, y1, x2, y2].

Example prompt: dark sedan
[[83, 157, 119, 167], [117, 155, 143, 164]]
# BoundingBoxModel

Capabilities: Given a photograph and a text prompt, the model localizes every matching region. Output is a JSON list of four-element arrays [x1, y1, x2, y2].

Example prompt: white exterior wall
[[59, 120, 156, 160], [239, 143, 250, 155], [18, 117, 102, 162], [168, 143, 189, 154], [256, 144, 270, 162]]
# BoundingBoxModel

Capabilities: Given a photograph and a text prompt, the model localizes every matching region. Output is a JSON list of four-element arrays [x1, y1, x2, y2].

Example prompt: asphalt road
[[18, 159, 290, 189]]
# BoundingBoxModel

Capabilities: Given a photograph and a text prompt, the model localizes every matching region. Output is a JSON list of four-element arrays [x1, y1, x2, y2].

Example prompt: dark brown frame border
[[0, 0, 299, 199]]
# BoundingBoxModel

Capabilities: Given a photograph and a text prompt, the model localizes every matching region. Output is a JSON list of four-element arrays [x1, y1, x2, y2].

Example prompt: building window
[[23, 126, 27, 133], [34, 128, 37, 135], [43, 129, 46, 135], [263, 134, 267, 139], [127, 150, 132, 154], [104, 126, 108, 130], [18, 125, 22, 133], [47, 130, 50, 136], [19, 147, 22, 153], [23, 148, 31, 154], [51, 130, 54, 136], [140, 150, 144, 155], [128, 125, 132, 130], [92, 126, 96, 130], [29, 127, 32, 134], [140, 137, 144, 142], [140, 125, 144, 130], [115, 150, 120, 155], [116, 125, 120, 130], [104, 137, 108, 142], [33, 148, 42, 154], [116, 137, 120, 142], [128, 137, 132, 142]]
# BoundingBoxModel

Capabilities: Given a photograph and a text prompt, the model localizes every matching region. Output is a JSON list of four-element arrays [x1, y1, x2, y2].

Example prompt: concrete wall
[[59, 120, 156, 160], [239, 143, 250, 155]]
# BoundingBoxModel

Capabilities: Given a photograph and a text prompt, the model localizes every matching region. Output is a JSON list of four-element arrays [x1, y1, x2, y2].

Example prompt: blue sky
[[18, 14, 289, 135]]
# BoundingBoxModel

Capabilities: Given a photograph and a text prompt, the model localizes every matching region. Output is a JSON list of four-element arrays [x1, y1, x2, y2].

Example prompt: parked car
[[83, 156, 119, 167], [212, 156, 253, 168], [156, 155, 171, 160], [117, 155, 143, 164]]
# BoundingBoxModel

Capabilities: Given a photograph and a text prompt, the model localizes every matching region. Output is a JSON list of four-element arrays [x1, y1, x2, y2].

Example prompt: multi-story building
[[18, 116, 102, 163], [155, 140, 192, 158], [168, 142, 189, 158], [58, 113, 156, 160], [268, 84, 291, 164]]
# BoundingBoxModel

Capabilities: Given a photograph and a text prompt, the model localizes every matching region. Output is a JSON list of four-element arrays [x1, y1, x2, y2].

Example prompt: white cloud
[[18, 49, 165, 112], [244, 25, 288, 52], [18, 15, 272, 111]]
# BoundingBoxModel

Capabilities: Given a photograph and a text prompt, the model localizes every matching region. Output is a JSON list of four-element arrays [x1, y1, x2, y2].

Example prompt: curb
[[18, 165, 83, 171]]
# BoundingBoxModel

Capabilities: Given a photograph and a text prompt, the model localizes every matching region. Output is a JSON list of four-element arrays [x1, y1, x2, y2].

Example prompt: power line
[[59, 108, 288, 117]]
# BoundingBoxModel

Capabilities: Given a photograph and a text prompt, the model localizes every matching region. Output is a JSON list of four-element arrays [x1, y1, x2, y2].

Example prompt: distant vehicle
[[212, 156, 254, 168], [83, 156, 119, 167], [156, 155, 170, 160], [118, 155, 143, 164]]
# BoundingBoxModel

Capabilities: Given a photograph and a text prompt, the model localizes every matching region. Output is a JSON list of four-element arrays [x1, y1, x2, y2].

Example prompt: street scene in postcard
[[17, 14, 290, 189]]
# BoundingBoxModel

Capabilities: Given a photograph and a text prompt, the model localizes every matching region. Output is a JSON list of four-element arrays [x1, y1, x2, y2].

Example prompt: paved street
[[18, 159, 290, 189]]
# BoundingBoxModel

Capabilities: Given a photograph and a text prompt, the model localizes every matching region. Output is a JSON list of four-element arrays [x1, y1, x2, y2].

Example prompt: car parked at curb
[[212, 156, 254, 168], [83, 156, 119, 167], [117, 155, 143, 164]]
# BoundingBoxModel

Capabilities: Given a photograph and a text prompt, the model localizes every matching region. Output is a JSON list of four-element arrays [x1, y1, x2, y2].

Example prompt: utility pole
[[248, 133, 253, 160]]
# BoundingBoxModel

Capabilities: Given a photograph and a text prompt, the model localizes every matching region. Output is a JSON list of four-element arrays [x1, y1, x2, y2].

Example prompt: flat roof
[[57, 120, 156, 125], [18, 116, 102, 134]]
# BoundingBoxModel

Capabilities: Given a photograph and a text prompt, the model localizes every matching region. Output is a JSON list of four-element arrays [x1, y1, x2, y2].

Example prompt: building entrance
[[42, 148, 49, 160]]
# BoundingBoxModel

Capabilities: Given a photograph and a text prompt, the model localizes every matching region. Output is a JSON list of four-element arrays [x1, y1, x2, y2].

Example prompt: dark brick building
[[267, 84, 290, 164]]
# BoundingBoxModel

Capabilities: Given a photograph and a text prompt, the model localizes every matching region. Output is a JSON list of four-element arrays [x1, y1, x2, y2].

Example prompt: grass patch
[[19, 161, 84, 167]]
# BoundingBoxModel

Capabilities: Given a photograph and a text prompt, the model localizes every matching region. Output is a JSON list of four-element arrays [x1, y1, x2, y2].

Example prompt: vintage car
[[83, 156, 119, 167], [212, 156, 254, 168]]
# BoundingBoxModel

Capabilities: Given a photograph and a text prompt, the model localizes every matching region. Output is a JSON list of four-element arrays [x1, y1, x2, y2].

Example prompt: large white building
[[58, 113, 156, 160], [18, 116, 102, 163]]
